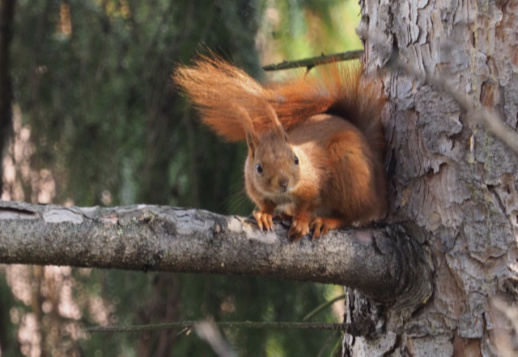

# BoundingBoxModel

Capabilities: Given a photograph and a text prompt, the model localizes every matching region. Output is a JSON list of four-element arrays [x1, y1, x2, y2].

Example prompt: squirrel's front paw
[[288, 215, 310, 241], [253, 210, 274, 231]]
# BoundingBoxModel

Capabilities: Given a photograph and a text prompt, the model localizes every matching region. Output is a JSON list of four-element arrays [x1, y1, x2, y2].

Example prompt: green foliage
[[9, 0, 360, 355], [259, 0, 361, 61], [12, 0, 261, 208]]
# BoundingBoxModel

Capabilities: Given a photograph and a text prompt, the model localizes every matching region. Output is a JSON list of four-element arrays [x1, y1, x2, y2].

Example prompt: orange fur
[[173, 56, 387, 240], [173, 56, 274, 141]]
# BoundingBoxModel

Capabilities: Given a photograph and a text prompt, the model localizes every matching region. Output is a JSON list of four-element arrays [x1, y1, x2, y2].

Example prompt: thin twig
[[86, 321, 347, 333], [303, 294, 346, 321], [328, 335, 344, 357], [176, 326, 191, 337], [317, 331, 343, 357], [262, 49, 363, 72]]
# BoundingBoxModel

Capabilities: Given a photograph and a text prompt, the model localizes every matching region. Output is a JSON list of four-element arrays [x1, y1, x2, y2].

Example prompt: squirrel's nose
[[278, 177, 289, 191]]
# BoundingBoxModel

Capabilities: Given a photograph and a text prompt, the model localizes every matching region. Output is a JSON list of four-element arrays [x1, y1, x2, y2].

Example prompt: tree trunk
[[347, 0, 518, 355], [0, 0, 16, 182]]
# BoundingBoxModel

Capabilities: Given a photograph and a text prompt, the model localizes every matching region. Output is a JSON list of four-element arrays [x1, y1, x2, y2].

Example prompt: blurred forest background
[[0, 1, 361, 356]]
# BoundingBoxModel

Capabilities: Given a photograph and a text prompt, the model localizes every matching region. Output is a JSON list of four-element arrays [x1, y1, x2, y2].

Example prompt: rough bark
[[0, 200, 431, 307], [350, 0, 518, 356]]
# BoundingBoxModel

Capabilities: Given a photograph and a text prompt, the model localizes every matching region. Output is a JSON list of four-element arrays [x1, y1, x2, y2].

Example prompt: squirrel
[[173, 55, 387, 241]]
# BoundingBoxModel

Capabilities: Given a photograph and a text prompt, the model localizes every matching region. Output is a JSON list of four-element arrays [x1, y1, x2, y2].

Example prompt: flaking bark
[[354, 0, 518, 355], [0, 200, 431, 308]]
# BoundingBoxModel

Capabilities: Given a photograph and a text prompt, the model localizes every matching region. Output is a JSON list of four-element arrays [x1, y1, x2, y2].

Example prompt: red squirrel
[[174, 56, 387, 241]]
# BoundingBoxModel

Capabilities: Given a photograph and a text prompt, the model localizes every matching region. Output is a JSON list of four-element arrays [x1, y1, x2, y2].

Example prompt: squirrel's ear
[[265, 104, 288, 142], [234, 105, 258, 156], [246, 131, 257, 157]]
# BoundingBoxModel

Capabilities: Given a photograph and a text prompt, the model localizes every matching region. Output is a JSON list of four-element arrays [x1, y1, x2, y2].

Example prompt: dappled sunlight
[[1, 106, 31, 202], [37, 169, 56, 204], [18, 313, 41, 357], [57, 3, 72, 37], [88, 296, 116, 327], [0, 95, 113, 356], [0, 106, 55, 204], [4, 265, 33, 306]]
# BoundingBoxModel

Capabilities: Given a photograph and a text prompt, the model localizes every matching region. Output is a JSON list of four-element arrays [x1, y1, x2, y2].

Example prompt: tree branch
[[0, 201, 432, 307], [86, 321, 347, 333], [262, 49, 363, 72]]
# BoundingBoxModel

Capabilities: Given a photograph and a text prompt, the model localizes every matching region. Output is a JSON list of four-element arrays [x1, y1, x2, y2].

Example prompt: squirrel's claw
[[310, 217, 329, 239], [253, 210, 274, 231], [289, 216, 310, 241], [310, 217, 346, 238]]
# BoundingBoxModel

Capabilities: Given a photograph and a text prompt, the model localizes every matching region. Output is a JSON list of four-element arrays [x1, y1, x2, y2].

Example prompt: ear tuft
[[265, 104, 288, 141], [234, 105, 258, 156]]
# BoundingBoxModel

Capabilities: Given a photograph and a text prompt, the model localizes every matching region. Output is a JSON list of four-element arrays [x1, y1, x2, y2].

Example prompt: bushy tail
[[173, 56, 273, 141], [173, 56, 385, 151], [271, 64, 386, 157]]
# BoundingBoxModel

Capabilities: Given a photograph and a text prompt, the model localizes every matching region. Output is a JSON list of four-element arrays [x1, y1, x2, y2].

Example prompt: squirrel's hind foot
[[310, 217, 348, 239], [288, 214, 311, 242]]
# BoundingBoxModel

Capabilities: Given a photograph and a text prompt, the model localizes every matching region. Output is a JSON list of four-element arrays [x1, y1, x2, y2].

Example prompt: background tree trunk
[[348, 0, 518, 355], [0, 0, 15, 183]]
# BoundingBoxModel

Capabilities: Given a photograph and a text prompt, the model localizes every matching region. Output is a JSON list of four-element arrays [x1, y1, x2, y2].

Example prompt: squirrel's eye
[[294, 155, 299, 165], [256, 164, 263, 174]]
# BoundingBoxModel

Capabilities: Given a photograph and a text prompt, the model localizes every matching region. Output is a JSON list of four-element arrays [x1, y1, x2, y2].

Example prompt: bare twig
[[262, 49, 363, 72], [303, 294, 345, 321], [86, 321, 347, 333], [317, 331, 343, 357]]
